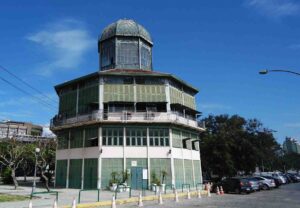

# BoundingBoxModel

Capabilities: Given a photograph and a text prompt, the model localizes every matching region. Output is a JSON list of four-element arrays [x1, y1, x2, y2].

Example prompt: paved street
[[120, 183, 300, 208], [0, 183, 299, 207]]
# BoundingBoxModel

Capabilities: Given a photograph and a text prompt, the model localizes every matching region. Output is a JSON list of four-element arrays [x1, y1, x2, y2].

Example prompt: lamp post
[[32, 147, 40, 193], [259, 69, 300, 76]]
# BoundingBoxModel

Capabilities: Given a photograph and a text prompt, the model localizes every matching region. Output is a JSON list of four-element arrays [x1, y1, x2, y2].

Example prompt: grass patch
[[0, 193, 29, 202]]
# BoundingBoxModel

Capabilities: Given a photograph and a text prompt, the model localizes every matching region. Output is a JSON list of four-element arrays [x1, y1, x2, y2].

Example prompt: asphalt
[[0, 182, 299, 208], [118, 183, 300, 208]]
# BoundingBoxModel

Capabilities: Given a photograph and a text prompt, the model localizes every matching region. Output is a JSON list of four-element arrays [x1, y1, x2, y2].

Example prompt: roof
[[99, 19, 152, 44], [54, 69, 199, 93]]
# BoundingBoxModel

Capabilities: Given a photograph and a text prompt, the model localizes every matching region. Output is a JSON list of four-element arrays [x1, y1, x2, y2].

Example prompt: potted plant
[[151, 172, 161, 192], [122, 170, 130, 192], [109, 171, 119, 191], [160, 170, 168, 192]]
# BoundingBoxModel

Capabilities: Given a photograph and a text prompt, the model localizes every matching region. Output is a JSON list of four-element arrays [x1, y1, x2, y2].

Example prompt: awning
[[170, 103, 201, 114]]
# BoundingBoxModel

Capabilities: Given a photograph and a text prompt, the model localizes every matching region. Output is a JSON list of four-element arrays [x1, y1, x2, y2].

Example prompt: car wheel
[[262, 184, 269, 190]]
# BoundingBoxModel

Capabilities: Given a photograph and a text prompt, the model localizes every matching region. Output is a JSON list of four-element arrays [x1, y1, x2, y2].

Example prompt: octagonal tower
[[98, 19, 153, 71], [51, 19, 204, 191]]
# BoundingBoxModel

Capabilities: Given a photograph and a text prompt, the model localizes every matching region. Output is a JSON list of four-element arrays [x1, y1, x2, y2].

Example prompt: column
[[123, 127, 126, 172], [66, 130, 71, 188], [180, 131, 185, 183], [147, 127, 151, 189], [81, 129, 85, 189], [198, 135, 203, 184], [99, 77, 104, 112], [97, 127, 102, 189], [169, 128, 175, 186], [165, 80, 171, 112]]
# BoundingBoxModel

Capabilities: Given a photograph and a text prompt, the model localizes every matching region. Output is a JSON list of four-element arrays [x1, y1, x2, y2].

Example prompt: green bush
[[1, 168, 13, 184]]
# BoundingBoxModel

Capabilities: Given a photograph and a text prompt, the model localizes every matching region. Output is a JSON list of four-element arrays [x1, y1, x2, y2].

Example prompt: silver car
[[254, 176, 276, 190], [245, 177, 261, 191]]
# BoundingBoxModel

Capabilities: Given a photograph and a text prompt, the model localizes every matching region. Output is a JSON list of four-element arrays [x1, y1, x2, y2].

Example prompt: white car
[[254, 176, 276, 190]]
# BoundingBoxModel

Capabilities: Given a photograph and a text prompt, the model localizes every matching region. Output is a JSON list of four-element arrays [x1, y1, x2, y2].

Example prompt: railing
[[51, 110, 205, 130]]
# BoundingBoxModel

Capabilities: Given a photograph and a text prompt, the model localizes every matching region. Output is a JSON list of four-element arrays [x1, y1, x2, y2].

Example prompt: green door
[[84, 158, 98, 189], [69, 159, 82, 188], [55, 160, 67, 187], [131, 167, 147, 190]]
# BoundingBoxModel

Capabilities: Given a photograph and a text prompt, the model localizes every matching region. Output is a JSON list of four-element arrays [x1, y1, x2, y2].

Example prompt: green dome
[[99, 19, 152, 44]]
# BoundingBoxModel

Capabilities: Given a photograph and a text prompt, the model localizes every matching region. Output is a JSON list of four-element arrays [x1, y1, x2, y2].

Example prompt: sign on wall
[[131, 160, 137, 167]]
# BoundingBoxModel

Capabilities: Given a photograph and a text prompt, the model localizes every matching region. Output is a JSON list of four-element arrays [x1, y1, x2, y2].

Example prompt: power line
[[0, 75, 56, 111], [0, 65, 58, 105]]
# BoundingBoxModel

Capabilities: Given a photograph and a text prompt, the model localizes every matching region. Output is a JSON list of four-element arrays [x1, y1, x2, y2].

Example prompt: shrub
[[1, 168, 13, 184]]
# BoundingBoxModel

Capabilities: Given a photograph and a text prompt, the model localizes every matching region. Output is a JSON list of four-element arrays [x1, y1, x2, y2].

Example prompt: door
[[131, 167, 143, 190]]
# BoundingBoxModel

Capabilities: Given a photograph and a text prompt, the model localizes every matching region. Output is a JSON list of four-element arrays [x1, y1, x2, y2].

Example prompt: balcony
[[50, 110, 205, 131]]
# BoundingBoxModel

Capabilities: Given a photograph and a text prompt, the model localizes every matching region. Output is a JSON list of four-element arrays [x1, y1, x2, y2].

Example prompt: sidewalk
[[0, 184, 203, 208]]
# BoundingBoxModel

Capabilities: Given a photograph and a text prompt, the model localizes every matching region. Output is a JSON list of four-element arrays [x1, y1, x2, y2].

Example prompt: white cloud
[[284, 122, 300, 128], [27, 19, 95, 76], [42, 124, 56, 138], [246, 0, 300, 18]]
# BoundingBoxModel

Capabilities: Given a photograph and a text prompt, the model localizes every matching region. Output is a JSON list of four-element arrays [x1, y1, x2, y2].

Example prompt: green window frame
[[85, 126, 98, 147], [70, 129, 83, 148], [102, 127, 123, 146], [57, 131, 69, 149], [126, 128, 147, 146], [149, 128, 169, 147]]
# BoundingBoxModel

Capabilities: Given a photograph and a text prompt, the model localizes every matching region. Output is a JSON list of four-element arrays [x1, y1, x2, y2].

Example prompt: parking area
[[0, 179, 299, 208], [118, 182, 300, 208]]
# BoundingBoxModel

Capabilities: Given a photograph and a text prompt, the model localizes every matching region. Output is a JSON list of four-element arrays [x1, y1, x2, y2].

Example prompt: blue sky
[[0, 0, 300, 143]]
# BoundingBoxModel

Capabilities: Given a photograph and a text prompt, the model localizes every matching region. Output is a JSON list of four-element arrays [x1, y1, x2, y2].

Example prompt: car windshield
[[241, 179, 249, 183]]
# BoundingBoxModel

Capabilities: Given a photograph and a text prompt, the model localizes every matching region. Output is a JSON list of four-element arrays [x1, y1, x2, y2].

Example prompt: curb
[[62, 190, 208, 208]]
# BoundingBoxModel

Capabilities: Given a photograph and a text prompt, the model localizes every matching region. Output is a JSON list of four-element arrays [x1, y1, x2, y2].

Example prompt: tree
[[19, 143, 35, 182], [200, 114, 281, 179], [0, 138, 25, 189], [36, 140, 56, 191]]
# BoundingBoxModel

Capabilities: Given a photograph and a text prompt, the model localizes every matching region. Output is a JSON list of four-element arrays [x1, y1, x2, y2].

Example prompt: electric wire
[[0, 65, 58, 105], [0, 75, 56, 111]]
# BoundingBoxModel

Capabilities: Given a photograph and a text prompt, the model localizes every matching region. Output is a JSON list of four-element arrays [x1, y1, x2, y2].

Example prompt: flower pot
[[152, 184, 157, 192], [110, 183, 118, 191], [161, 184, 166, 192]]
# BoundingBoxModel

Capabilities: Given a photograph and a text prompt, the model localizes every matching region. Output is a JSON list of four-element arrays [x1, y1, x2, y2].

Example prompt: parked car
[[217, 177, 253, 194], [283, 174, 293, 183], [261, 175, 281, 188], [286, 173, 300, 183], [253, 176, 276, 190], [243, 177, 261, 191], [258, 172, 286, 184]]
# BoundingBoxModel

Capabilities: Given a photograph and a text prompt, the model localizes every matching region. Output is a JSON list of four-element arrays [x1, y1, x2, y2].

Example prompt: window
[[141, 45, 151, 68], [126, 128, 147, 146], [57, 132, 69, 149], [101, 41, 115, 67], [85, 126, 98, 147], [149, 128, 169, 147], [117, 41, 139, 65], [102, 128, 123, 146], [70, 129, 83, 148]]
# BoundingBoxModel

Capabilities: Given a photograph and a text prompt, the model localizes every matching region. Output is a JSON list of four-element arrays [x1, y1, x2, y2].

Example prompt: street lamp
[[259, 69, 300, 76], [32, 147, 40, 193]]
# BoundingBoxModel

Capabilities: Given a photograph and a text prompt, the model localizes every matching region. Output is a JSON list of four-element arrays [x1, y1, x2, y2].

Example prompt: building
[[51, 19, 205, 190], [283, 137, 300, 154], [0, 120, 43, 141]]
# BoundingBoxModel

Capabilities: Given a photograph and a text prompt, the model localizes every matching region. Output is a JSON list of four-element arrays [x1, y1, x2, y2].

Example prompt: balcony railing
[[50, 110, 205, 130]]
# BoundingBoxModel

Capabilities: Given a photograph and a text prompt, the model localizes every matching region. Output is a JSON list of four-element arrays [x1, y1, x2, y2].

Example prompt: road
[[120, 183, 300, 208], [0, 183, 299, 207]]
